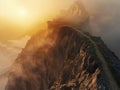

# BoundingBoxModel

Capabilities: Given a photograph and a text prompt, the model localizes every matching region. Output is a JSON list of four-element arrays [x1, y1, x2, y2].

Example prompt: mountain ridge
[[5, 24, 120, 90], [4, 1, 120, 89]]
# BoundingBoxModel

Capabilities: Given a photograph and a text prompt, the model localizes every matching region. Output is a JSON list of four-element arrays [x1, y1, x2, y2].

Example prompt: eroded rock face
[[5, 26, 120, 90]]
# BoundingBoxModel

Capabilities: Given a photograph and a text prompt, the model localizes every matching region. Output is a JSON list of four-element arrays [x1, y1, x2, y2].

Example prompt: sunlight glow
[[18, 8, 27, 18], [0, 0, 75, 30]]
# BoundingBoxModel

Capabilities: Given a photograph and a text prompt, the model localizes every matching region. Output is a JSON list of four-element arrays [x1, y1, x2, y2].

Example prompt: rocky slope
[[5, 22, 120, 90]]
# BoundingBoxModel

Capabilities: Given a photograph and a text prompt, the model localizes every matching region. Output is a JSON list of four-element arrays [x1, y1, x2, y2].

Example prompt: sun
[[16, 8, 30, 25], [18, 8, 27, 18]]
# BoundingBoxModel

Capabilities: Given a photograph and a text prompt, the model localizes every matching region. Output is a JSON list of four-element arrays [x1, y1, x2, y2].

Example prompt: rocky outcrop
[[5, 24, 120, 90]]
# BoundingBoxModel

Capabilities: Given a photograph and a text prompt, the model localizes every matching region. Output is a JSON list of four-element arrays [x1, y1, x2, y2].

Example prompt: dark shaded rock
[[5, 26, 120, 90]]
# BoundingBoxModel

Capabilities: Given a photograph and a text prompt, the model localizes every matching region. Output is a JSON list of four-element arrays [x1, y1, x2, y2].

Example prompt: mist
[[0, 0, 119, 89], [0, 36, 29, 90], [50, 0, 120, 58], [79, 0, 120, 58], [0, 0, 119, 67], [1, 0, 119, 59]]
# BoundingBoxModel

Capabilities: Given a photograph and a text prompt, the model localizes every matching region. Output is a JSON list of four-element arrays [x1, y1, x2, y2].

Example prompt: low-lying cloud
[[0, 36, 29, 90]]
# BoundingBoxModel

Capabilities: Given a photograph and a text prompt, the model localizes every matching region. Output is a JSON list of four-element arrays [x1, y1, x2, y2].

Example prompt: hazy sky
[[0, 0, 119, 38], [0, 0, 74, 23], [0, 0, 75, 41], [0, 0, 120, 57], [0, 0, 120, 89]]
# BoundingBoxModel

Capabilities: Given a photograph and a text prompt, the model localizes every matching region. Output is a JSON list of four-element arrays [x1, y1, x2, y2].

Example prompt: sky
[[0, 0, 120, 89], [0, 0, 120, 38], [0, 0, 74, 24], [0, 0, 120, 57], [0, 0, 75, 41]]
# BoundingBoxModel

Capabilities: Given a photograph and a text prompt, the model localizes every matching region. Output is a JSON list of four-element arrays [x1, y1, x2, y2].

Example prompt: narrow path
[[73, 26, 120, 90]]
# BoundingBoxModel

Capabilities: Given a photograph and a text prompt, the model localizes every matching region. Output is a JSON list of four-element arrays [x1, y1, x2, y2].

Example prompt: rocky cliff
[[5, 22, 120, 90]]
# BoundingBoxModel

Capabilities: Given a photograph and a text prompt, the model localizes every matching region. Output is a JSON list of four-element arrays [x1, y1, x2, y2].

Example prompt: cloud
[[81, 0, 120, 58], [8, 35, 30, 49], [0, 36, 30, 90]]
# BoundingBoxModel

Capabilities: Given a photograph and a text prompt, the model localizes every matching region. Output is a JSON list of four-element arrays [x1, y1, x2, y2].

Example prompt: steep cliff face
[[5, 25, 120, 90]]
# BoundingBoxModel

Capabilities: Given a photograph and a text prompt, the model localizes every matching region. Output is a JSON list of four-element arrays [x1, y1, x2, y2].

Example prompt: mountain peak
[[5, 24, 120, 90]]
